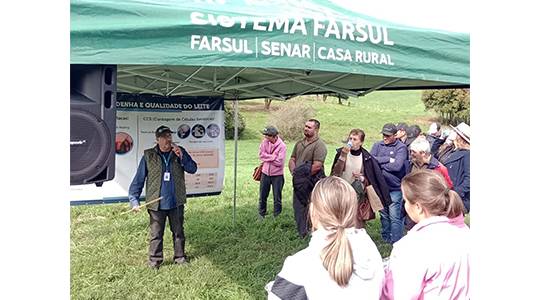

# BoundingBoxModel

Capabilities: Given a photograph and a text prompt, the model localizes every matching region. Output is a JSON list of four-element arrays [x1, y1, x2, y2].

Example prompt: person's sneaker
[[174, 256, 188, 265]]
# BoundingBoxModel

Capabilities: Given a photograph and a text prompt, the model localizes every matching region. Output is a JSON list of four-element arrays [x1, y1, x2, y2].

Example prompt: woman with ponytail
[[381, 169, 470, 300], [266, 176, 384, 299]]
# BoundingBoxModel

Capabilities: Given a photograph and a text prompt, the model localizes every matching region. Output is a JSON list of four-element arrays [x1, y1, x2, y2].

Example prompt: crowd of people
[[258, 120, 470, 299], [125, 121, 470, 299]]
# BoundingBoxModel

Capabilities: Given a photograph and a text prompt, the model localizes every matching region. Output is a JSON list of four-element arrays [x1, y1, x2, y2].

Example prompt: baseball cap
[[381, 123, 397, 135], [261, 126, 279, 136], [155, 125, 173, 137]]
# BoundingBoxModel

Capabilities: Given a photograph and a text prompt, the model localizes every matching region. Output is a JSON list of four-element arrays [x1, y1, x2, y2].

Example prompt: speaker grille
[[70, 109, 112, 183]]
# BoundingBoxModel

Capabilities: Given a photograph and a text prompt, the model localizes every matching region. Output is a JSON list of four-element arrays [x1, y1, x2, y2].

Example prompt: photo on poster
[[177, 124, 191, 139], [192, 124, 205, 138], [207, 123, 220, 138], [115, 132, 134, 155]]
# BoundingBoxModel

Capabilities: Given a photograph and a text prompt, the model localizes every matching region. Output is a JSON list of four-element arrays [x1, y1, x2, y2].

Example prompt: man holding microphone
[[128, 125, 198, 269]]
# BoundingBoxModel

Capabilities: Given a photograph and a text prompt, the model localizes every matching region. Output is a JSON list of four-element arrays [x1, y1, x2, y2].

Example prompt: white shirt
[[341, 152, 363, 184], [266, 228, 384, 300]]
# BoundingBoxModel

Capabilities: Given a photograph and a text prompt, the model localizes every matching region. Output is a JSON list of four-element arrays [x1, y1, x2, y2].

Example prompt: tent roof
[[71, 0, 469, 100]]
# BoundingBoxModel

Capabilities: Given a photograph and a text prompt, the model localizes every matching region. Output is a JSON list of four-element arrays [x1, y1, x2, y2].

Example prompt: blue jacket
[[427, 135, 445, 156], [370, 140, 408, 191], [445, 149, 470, 212]]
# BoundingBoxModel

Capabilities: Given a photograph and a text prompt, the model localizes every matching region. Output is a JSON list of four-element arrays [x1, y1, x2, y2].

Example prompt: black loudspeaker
[[70, 64, 117, 186]]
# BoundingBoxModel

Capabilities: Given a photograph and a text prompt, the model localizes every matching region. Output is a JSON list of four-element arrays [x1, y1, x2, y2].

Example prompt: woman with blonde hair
[[266, 176, 384, 300], [382, 169, 470, 300]]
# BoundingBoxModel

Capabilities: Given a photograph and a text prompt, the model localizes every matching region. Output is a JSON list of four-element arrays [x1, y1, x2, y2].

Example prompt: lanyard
[[159, 151, 172, 171]]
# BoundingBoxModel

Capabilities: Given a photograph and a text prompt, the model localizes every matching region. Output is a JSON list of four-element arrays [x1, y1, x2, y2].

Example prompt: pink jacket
[[382, 216, 470, 300], [258, 137, 286, 176]]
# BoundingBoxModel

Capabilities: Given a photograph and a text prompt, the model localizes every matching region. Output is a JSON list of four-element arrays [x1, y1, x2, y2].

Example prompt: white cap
[[428, 123, 439, 135]]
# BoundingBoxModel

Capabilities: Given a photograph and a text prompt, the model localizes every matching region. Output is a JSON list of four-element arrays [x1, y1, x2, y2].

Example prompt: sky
[[331, 0, 471, 33]]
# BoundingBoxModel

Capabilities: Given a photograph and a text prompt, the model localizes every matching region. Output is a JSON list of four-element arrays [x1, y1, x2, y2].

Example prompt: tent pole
[[233, 96, 239, 225]]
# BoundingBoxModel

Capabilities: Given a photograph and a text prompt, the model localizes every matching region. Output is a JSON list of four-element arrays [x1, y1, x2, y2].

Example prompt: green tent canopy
[[71, 0, 469, 100]]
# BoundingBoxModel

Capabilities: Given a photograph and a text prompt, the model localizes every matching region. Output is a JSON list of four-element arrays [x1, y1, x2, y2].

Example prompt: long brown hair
[[455, 135, 470, 150], [401, 169, 465, 218], [309, 176, 358, 287]]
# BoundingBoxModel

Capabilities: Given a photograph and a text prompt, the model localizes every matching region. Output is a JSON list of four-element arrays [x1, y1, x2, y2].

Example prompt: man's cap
[[396, 122, 408, 131], [407, 125, 422, 139], [261, 125, 279, 136], [155, 125, 173, 137], [450, 122, 470, 144], [428, 122, 440, 135], [381, 123, 397, 135]]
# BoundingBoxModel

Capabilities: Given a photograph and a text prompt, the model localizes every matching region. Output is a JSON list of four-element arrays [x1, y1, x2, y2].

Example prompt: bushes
[[268, 102, 315, 141], [421, 89, 470, 125], [224, 102, 246, 139]]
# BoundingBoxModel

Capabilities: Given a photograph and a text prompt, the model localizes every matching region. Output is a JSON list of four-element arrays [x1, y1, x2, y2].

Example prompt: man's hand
[[131, 205, 141, 213], [172, 143, 183, 159], [288, 158, 296, 174]]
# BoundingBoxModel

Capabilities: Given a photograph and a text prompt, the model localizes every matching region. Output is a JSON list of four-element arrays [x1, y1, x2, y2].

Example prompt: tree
[[421, 89, 470, 125], [264, 98, 272, 110], [224, 102, 246, 139], [268, 102, 315, 141]]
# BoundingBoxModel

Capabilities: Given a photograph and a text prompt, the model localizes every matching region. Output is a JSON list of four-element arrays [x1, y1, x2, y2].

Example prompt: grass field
[[71, 91, 445, 299]]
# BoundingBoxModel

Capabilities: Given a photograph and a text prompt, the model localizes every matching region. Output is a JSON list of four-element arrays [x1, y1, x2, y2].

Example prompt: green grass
[[71, 91, 439, 299]]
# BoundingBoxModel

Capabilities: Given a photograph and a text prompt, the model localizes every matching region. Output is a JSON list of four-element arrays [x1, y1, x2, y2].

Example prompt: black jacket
[[331, 147, 392, 207], [445, 149, 470, 213], [292, 161, 325, 206]]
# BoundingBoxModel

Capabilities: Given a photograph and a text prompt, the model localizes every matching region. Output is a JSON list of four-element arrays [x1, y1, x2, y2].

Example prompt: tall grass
[[71, 91, 437, 299]]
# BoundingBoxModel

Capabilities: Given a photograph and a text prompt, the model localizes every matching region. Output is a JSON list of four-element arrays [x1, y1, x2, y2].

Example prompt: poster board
[[70, 94, 225, 204]]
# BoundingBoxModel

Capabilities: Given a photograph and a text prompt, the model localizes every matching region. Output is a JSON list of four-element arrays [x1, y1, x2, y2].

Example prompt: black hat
[[155, 125, 173, 137], [406, 125, 422, 139], [396, 122, 408, 131], [261, 126, 279, 136], [381, 123, 397, 135]]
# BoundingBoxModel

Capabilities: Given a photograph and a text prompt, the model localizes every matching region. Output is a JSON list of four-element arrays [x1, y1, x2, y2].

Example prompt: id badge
[[164, 172, 170, 181]]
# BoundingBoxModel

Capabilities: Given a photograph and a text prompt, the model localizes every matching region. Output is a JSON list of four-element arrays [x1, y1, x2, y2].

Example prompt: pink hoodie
[[258, 137, 286, 176], [382, 215, 470, 300]]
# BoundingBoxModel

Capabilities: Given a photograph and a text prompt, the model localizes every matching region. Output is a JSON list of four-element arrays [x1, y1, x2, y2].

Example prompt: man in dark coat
[[371, 123, 408, 244], [446, 122, 471, 213]]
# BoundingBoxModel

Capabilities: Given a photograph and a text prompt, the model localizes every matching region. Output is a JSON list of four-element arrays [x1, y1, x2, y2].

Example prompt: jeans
[[380, 190, 404, 243], [293, 193, 310, 238], [259, 173, 284, 217], [148, 205, 185, 265]]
